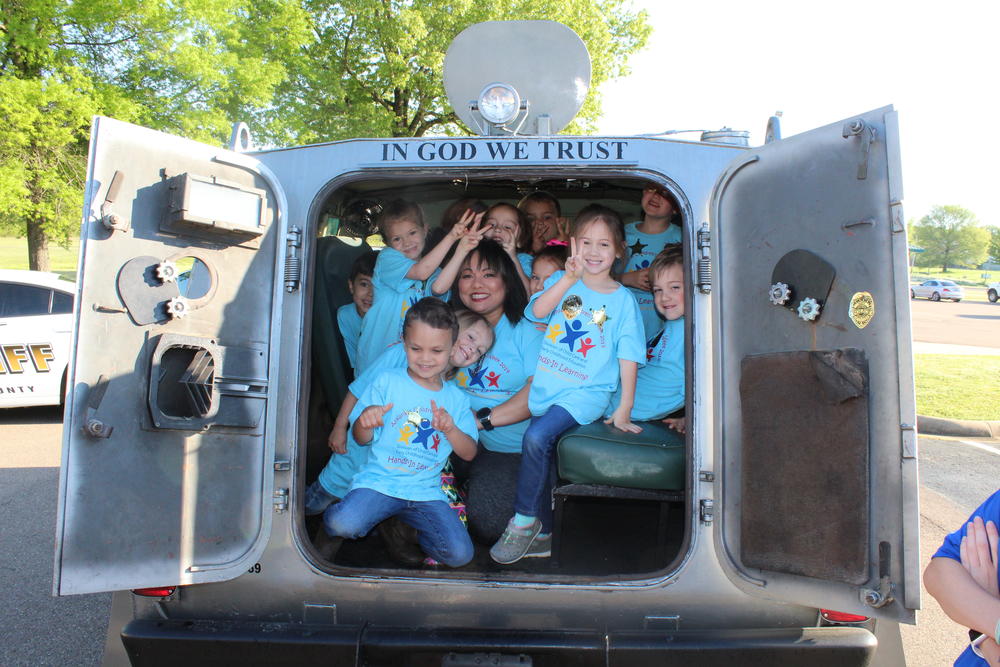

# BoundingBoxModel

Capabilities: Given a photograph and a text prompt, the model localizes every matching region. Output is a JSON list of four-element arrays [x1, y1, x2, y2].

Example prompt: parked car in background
[[0, 269, 76, 408], [910, 279, 964, 302], [988, 281, 999, 303]]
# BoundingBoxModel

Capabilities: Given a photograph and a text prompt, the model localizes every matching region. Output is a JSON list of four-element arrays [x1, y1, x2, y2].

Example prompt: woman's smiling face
[[457, 253, 507, 323]]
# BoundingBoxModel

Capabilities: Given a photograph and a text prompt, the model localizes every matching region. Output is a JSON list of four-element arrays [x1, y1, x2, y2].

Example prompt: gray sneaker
[[490, 519, 542, 564], [524, 532, 551, 559]]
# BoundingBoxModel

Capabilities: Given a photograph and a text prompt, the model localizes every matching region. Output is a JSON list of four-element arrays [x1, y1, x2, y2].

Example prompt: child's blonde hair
[[376, 199, 425, 240], [648, 243, 684, 282], [571, 204, 626, 256]]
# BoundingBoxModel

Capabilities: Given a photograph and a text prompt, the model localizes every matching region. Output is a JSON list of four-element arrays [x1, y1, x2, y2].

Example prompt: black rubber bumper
[[121, 620, 877, 666]]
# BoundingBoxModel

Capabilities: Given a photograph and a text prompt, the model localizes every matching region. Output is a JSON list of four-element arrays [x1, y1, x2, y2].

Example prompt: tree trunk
[[27, 220, 50, 272]]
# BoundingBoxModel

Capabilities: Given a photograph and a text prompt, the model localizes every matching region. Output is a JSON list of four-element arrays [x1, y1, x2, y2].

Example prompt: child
[[619, 184, 683, 340], [490, 204, 646, 565], [307, 307, 493, 515], [482, 202, 533, 291], [924, 489, 1000, 665], [529, 243, 568, 295], [337, 251, 377, 370], [320, 298, 481, 568], [605, 244, 686, 431], [355, 199, 479, 372], [518, 191, 569, 253]]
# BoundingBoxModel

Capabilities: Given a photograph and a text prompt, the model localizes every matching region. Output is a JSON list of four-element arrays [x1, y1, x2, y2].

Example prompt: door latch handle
[[842, 119, 877, 180]]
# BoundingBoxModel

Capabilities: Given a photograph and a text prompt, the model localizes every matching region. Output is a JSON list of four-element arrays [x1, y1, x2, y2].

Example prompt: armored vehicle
[[55, 21, 919, 666]]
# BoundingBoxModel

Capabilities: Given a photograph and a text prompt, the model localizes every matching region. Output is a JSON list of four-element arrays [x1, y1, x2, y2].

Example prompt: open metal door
[[54, 117, 286, 595], [713, 106, 918, 623]]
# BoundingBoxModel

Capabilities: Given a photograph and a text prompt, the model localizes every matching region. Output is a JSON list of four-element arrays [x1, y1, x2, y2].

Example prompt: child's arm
[[531, 237, 584, 319], [431, 215, 488, 294], [619, 268, 651, 291], [925, 550, 1000, 639], [408, 209, 481, 282], [663, 416, 687, 434], [327, 391, 358, 454], [352, 403, 394, 446], [431, 399, 477, 461], [604, 359, 642, 433], [494, 227, 531, 293]]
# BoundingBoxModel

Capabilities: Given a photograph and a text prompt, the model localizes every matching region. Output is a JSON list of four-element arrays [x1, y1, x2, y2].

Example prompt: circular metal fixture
[[156, 260, 178, 284], [478, 83, 521, 125], [797, 297, 821, 321], [165, 296, 189, 319], [768, 282, 791, 306]]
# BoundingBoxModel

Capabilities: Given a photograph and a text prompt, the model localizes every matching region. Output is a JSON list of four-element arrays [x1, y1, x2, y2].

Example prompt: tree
[[911, 205, 990, 272], [264, 0, 651, 145], [988, 226, 1000, 264], [0, 0, 310, 270]]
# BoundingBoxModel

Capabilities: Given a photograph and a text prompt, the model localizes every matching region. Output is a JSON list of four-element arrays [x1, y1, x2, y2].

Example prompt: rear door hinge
[[696, 223, 711, 294], [699, 498, 714, 525], [272, 488, 289, 513], [284, 226, 302, 293]]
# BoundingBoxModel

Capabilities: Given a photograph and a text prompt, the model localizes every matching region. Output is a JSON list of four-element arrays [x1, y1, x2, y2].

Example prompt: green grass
[[0, 236, 80, 280], [910, 266, 997, 287], [914, 354, 1000, 421]]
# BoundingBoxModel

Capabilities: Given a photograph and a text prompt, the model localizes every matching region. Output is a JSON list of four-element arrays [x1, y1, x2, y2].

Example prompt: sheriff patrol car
[[56, 20, 919, 667], [0, 269, 75, 408]]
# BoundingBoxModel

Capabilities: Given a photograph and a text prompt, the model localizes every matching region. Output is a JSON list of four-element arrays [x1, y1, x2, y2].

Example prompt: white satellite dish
[[444, 21, 591, 136]]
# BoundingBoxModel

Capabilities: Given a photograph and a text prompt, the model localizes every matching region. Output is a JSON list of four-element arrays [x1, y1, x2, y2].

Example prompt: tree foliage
[[265, 0, 651, 144], [0, 0, 310, 269], [911, 205, 990, 271], [987, 226, 1000, 264]]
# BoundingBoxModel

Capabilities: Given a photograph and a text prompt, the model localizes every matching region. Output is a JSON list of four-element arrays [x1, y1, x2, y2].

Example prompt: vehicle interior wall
[[300, 173, 691, 581]]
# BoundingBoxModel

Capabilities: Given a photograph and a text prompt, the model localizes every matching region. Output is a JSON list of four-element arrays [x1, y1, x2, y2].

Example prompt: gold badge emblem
[[849, 291, 875, 329], [590, 305, 611, 330], [561, 295, 582, 319]]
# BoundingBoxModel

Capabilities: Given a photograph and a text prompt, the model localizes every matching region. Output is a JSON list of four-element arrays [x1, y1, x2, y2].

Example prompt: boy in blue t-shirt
[[321, 298, 479, 567], [336, 251, 377, 371], [924, 489, 1000, 665], [355, 199, 480, 372], [606, 243, 686, 430]]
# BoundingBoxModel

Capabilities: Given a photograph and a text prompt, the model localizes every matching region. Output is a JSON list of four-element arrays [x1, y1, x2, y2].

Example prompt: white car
[[0, 269, 75, 408], [988, 281, 999, 303], [910, 279, 964, 302]]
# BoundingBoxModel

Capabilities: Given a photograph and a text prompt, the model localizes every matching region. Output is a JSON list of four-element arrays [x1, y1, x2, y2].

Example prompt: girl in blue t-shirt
[[925, 489, 1000, 665], [490, 204, 646, 565], [355, 199, 482, 372], [481, 202, 533, 293]]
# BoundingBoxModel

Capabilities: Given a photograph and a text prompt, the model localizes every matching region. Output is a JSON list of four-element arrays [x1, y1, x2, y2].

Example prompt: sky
[[596, 0, 999, 228]]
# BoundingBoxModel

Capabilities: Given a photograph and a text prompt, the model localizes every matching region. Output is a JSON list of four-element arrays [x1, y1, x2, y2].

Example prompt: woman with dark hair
[[432, 238, 543, 545]]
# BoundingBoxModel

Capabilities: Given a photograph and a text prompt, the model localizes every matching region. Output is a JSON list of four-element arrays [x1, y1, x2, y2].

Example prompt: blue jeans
[[322, 488, 474, 567], [304, 480, 340, 516], [513, 405, 579, 532]]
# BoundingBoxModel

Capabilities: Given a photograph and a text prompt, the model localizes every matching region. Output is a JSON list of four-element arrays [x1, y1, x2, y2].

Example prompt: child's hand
[[604, 406, 643, 434], [328, 424, 348, 454], [663, 416, 686, 434], [450, 208, 484, 241], [960, 516, 999, 596], [496, 227, 517, 257], [357, 403, 393, 430], [430, 399, 455, 435], [620, 268, 651, 291], [563, 237, 584, 281], [554, 216, 571, 242]]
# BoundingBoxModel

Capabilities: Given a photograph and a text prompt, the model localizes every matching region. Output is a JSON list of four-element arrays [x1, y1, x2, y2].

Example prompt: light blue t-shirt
[[348, 368, 477, 502], [607, 317, 684, 421], [337, 303, 363, 369], [457, 315, 543, 454], [525, 271, 645, 424], [317, 343, 407, 498], [356, 247, 439, 373], [623, 221, 682, 340], [517, 252, 534, 278], [932, 488, 1000, 667]]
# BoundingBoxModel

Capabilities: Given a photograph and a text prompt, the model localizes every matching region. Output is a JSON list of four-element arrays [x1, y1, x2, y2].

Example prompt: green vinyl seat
[[556, 421, 685, 490]]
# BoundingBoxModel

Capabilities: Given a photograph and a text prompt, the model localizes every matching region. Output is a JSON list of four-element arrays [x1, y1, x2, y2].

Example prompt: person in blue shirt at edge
[[618, 184, 683, 341], [605, 243, 687, 433], [336, 250, 377, 371], [432, 236, 543, 544], [490, 204, 646, 565], [480, 202, 534, 294], [318, 298, 482, 567], [925, 489, 1000, 666], [355, 198, 484, 373], [306, 307, 493, 516]]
